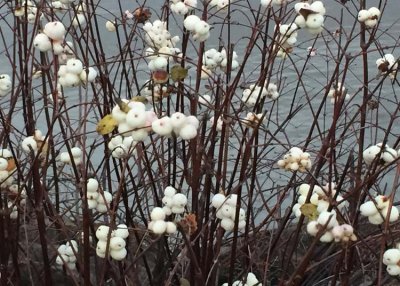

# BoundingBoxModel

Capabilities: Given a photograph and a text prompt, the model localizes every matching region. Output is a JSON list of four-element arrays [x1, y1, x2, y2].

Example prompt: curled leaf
[[130, 96, 148, 104], [152, 70, 169, 84], [115, 98, 131, 113], [6, 158, 16, 172], [300, 203, 318, 221], [170, 65, 188, 82], [96, 114, 118, 135]]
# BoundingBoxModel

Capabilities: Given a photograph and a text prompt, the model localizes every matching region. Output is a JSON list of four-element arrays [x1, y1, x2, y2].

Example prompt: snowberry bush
[[1, 0, 400, 285]]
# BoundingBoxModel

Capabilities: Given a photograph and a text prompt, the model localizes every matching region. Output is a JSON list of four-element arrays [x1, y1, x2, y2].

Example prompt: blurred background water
[[0, 0, 399, 221]]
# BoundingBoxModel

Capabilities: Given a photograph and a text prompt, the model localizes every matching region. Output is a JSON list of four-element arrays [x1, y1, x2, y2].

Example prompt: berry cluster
[[143, 20, 180, 50], [148, 207, 178, 235], [107, 135, 138, 159], [85, 178, 113, 213], [376, 54, 398, 79], [147, 46, 182, 72], [0, 149, 16, 188], [363, 143, 398, 166], [141, 81, 169, 102], [209, 116, 225, 132], [14, 0, 43, 24], [59, 146, 83, 165], [275, 23, 298, 58], [201, 48, 239, 78], [242, 112, 265, 129], [307, 211, 357, 243], [21, 130, 47, 156], [152, 112, 199, 140], [0, 74, 12, 97], [71, 3, 87, 27], [170, 0, 197, 15], [261, 0, 285, 6], [327, 82, 351, 104], [359, 195, 399, 225], [212, 193, 246, 231], [33, 21, 66, 53], [183, 15, 211, 42], [358, 7, 381, 28], [383, 246, 400, 276], [112, 100, 157, 142], [277, 147, 312, 172], [294, 1, 326, 35], [6, 184, 27, 219], [209, 0, 230, 11], [56, 240, 78, 270], [221, 272, 260, 286], [161, 186, 188, 215], [241, 82, 279, 107], [292, 183, 347, 218], [51, 0, 77, 11], [58, 58, 97, 88], [96, 224, 129, 260]]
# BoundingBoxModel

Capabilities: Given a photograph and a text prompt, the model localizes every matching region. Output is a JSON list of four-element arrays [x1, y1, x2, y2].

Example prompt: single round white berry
[[360, 201, 379, 217], [43, 21, 66, 41], [166, 222, 177, 234], [152, 220, 167, 234], [110, 248, 127, 261], [151, 207, 166, 221], [172, 193, 188, 208], [96, 225, 110, 241], [319, 231, 334, 243], [306, 221, 319, 236], [212, 193, 226, 208], [386, 265, 400, 276], [164, 186, 176, 197], [221, 218, 234, 231], [358, 9, 370, 22], [114, 224, 129, 239], [87, 178, 99, 193], [110, 236, 126, 250], [383, 248, 400, 265], [317, 211, 337, 229]]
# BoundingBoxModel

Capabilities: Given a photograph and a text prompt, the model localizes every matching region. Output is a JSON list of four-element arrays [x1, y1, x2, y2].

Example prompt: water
[[0, 1, 399, 222]]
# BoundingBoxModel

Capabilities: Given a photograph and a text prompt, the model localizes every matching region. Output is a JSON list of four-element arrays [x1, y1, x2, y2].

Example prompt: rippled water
[[0, 1, 399, 216]]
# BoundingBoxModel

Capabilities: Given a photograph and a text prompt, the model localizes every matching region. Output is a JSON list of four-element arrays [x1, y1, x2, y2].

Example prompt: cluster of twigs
[[0, 0, 400, 285]]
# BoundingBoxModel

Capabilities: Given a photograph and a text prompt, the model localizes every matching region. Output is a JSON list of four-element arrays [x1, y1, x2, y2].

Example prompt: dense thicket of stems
[[0, 0, 399, 285]]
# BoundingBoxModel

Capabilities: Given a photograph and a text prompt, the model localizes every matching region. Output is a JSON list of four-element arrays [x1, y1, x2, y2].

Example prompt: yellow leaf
[[96, 114, 118, 135], [170, 65, 188, 82], [179, 278, 190, 286], [130, 96, 148, 104], [300, 203, 318, 221], [115, 98, 131, 113]]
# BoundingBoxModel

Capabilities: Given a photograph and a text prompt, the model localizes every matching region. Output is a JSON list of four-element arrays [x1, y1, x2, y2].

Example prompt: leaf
[[130, 96, 148, 104], [299, 8, 314, 19], [300, 203, 318, 221], [37, 140, 49, 160], [152, 70, 169, 84], [170, 65, 188, 82], [96, 114, 118, 135], [179, 278, 190, 286], [115, 98, 131, 113], [6, 158, 16, 172]]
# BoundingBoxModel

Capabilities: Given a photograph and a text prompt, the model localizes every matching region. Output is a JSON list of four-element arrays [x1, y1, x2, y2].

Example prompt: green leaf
[[170, 65, 188, 82], [300, 203, 318, 221], [96, 114, 118, 135]]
